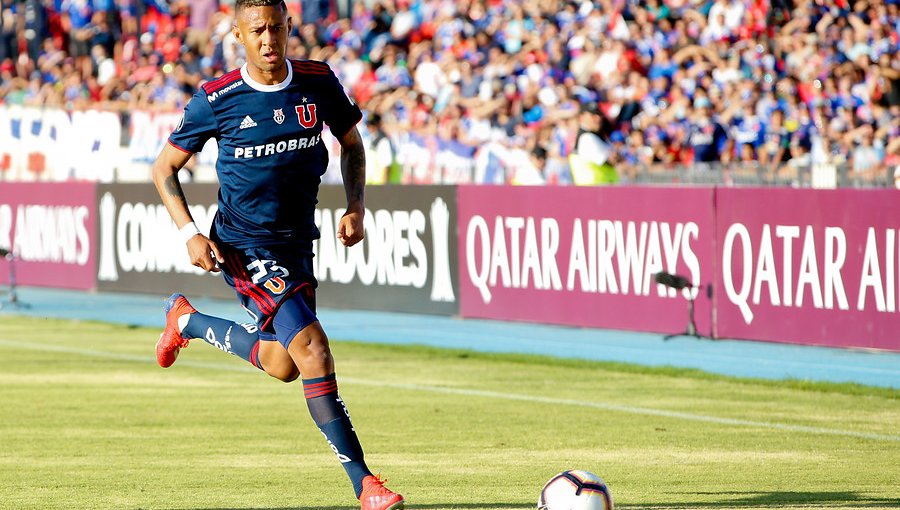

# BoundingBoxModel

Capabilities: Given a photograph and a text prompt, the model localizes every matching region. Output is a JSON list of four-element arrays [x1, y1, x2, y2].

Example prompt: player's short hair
[[235, 0, 287, 14]]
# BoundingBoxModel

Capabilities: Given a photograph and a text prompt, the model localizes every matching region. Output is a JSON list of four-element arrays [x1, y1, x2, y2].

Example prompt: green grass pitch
[[0, 316, 898, 510]]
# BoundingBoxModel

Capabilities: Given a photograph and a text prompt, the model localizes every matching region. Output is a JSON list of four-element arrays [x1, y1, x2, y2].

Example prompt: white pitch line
[[2, 338, 899, 443], [340, 378, 900, 443]]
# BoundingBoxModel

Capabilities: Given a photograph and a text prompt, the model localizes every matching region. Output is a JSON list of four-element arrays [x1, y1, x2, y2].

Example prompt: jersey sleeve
[[321, 67, 363, 138], [168, 92, 218, 154]]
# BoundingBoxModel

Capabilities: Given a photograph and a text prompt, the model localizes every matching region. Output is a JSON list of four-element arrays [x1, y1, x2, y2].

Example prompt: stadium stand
[[0, 0, 898, 186]]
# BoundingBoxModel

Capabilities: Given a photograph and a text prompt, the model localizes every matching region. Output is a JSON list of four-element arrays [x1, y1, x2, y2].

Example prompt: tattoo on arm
[[163, 173, 189, 211], [341, 128, 366, 207]]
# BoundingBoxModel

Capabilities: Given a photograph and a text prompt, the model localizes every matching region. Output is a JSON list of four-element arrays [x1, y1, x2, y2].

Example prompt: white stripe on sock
[[177, 314, 191, 334]]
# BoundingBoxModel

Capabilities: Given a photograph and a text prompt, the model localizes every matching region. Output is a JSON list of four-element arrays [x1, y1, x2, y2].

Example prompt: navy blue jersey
[[169, 59, 362, 250]]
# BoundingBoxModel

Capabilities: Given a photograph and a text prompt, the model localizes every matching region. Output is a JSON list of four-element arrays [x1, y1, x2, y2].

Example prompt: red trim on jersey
[[167, 140, 191, 154], [224, 252, 276, 315], [245, 267, 279, 314], [260, 313, 276, 333], [291, 64, 329, 70], [291, 60, 331, 75], [233, 256, 276, 315], [221, 254, 248, 300], [202, 69, 242, 94], [291, 68, 330, 76], [290, 59, 329, 70], [233, 270, 273, 316]]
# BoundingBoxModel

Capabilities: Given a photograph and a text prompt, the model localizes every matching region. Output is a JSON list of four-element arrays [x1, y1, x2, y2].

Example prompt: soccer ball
[[538, 470, 613, 510]]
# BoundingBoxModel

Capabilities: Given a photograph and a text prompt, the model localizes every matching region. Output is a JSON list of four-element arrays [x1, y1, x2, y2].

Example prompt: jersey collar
[[240, 62, 293, 92]]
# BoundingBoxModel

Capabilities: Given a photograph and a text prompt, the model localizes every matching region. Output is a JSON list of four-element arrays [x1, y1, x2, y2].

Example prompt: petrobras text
[[233, 134, 321, 159]]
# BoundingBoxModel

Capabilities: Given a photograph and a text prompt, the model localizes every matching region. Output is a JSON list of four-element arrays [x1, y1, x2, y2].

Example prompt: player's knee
[[279, 370, 300, 383], [263, 361, 300, 383], [268, 366, 300, 383], [301, 338, 331, 367]]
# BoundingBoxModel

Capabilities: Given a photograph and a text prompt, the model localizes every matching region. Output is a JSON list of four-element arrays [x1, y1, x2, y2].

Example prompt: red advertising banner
[[0, 183, 96, 290], [458, 186, 716, 335], [715, 188, 900, 350]]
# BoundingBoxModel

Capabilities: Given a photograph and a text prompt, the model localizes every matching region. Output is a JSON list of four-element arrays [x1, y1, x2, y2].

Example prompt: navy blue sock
[[182, 312, 262, 369], [303, 373, 372, 497]]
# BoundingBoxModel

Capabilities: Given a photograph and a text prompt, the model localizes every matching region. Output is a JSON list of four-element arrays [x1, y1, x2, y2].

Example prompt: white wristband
[[178, 222, 202, 244]]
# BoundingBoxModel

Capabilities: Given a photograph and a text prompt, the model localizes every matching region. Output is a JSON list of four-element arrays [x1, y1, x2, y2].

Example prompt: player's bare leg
[[257, 340, 300, 382], [286, 321, 334, 378], [287, 322, 404, 510]]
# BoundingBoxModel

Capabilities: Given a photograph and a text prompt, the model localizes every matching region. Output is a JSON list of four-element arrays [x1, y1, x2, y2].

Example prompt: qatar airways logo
[[234, 133, 321, 159], [465, 216, 701, 304], [0, 203, 90, 265], [721, 223, 900, 324]]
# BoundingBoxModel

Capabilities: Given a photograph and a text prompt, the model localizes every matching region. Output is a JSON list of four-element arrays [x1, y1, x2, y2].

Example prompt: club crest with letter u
[[295, 104, 318, 128], [273, 108, 285, 125]]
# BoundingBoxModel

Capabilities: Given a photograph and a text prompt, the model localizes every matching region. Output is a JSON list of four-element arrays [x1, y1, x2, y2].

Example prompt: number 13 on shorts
[[247, 259, 290, 295]]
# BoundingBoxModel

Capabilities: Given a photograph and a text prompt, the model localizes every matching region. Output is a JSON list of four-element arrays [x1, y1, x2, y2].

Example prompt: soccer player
[[150, 1, 404, 509]]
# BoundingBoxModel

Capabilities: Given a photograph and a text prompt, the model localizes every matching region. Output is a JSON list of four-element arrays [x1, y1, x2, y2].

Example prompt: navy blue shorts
[[219, 245, 318, 349]]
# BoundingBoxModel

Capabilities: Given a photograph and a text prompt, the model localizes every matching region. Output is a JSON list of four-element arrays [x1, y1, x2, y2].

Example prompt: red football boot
[[156, 293, 196, 368], [359, 475, 404, 510]]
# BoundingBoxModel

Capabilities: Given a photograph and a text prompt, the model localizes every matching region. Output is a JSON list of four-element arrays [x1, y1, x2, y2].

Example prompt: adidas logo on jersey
[[239, 116, 257, 129]]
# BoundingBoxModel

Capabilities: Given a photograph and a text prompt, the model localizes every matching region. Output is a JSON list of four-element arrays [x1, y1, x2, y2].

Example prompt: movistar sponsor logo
[[207, 80, 244, 102]]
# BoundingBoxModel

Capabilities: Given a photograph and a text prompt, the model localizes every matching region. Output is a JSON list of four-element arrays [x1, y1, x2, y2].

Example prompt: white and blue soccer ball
[[538, 470, 614, 510]]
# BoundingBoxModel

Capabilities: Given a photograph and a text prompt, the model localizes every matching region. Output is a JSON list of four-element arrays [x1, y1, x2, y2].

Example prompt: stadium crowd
[[0, 0, 898, 186]]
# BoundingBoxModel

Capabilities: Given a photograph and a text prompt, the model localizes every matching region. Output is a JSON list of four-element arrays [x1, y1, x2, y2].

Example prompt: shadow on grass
[[161, 504, 532, 510], [159, 493, 900, 510], [625, 491, 900, 508]]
